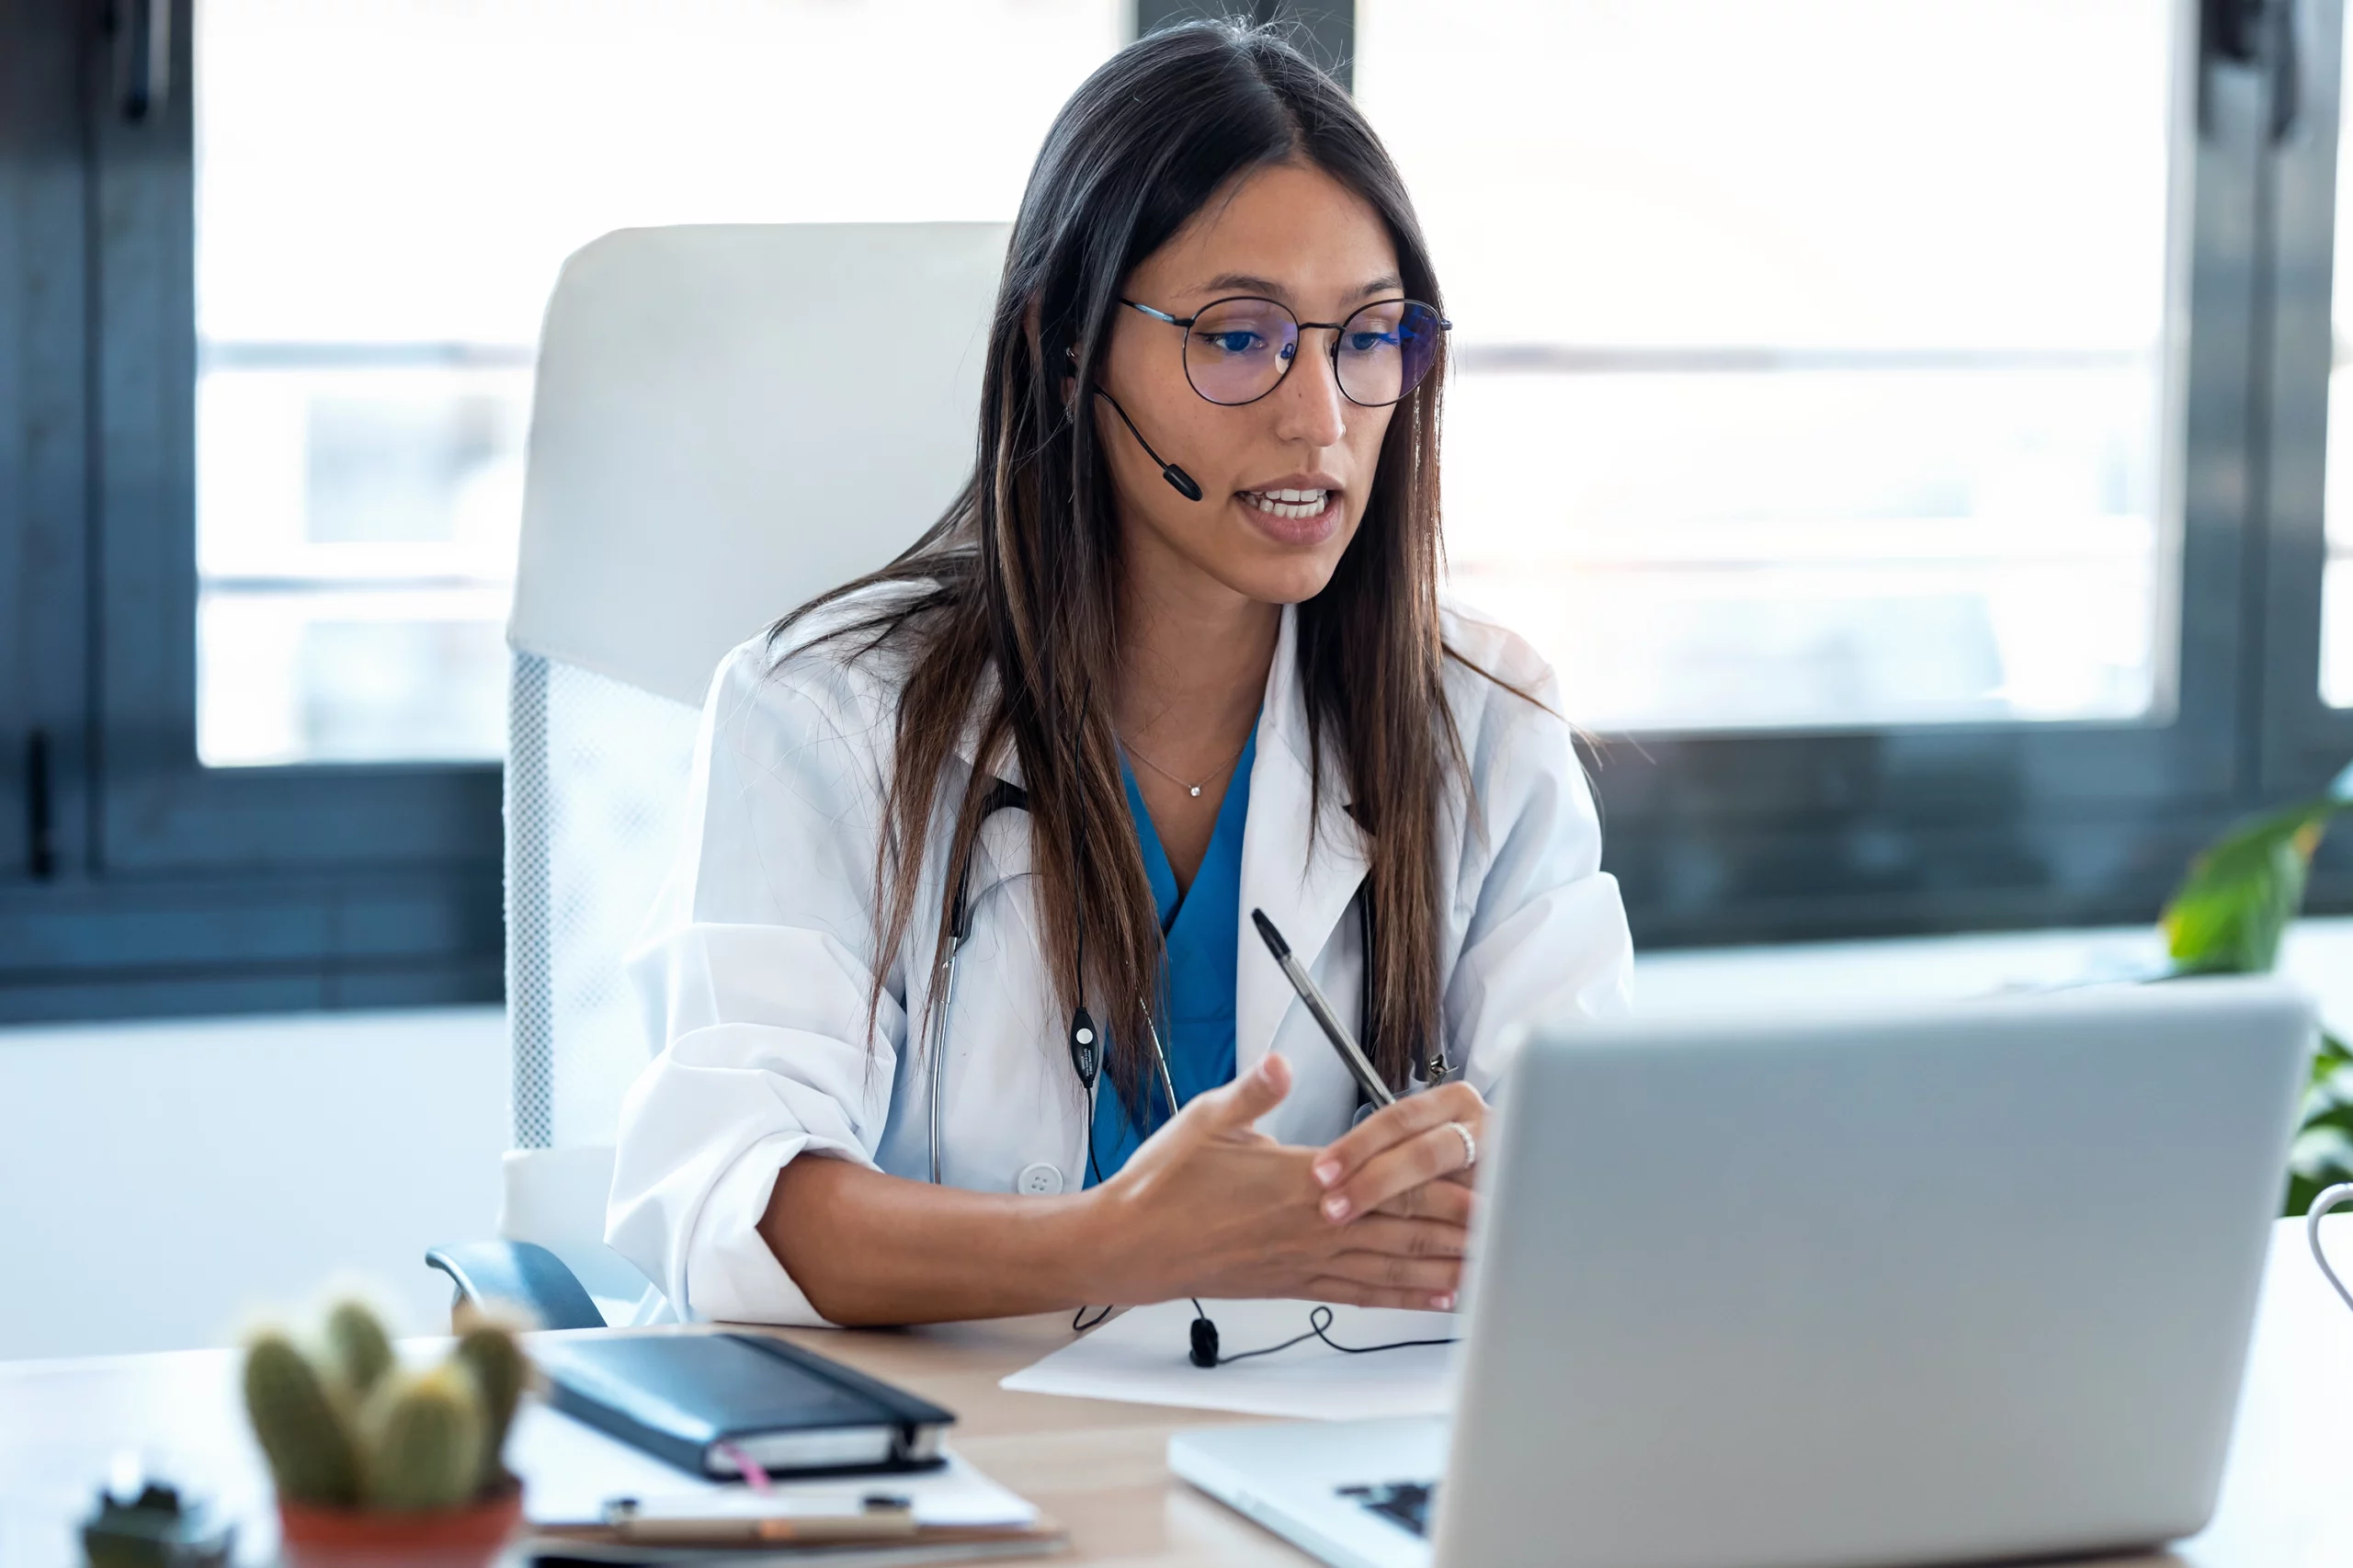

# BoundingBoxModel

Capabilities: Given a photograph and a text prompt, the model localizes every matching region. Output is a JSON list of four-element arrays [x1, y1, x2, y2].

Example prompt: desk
[[4, 1218, 2352, 1567]]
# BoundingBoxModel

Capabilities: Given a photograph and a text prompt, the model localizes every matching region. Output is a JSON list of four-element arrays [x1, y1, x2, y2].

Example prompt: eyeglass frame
[[1120, 295, 1452, 409]]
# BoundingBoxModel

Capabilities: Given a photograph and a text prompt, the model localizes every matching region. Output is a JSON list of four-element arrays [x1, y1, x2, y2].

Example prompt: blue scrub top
[[1086, 725, 1257, 1184]]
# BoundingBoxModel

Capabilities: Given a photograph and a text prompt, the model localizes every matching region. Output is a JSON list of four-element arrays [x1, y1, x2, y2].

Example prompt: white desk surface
[[3, 1217, 2350, 1567]]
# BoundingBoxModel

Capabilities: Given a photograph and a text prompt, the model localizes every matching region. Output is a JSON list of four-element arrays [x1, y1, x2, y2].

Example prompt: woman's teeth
[[1243, 487, 1330, 520]]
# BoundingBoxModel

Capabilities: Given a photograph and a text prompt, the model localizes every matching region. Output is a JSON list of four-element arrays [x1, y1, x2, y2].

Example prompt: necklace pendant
[[1188, 785, 1201, 797]]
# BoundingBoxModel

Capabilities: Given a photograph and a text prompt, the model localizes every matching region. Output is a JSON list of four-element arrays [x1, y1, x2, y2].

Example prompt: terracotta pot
[[275, 1487, 523, 1568]]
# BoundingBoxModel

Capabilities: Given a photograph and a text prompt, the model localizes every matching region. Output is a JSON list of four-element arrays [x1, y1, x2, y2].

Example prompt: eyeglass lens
[[1181, 298, 1444, 407]]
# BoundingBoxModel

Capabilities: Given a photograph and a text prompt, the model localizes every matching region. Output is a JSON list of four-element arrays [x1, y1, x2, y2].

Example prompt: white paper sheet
[[998, 1299, 1461, 1420]]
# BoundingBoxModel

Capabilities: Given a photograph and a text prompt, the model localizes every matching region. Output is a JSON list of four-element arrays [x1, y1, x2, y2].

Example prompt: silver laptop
[[1171, 977, 2313, 1568]]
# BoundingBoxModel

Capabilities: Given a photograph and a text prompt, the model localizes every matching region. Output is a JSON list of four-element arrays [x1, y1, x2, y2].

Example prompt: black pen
[[1250, 908, 1394, 1109]]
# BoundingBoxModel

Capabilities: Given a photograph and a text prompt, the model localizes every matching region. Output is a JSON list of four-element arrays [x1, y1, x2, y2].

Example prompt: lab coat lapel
[[1236, 605, 1370, 1074]]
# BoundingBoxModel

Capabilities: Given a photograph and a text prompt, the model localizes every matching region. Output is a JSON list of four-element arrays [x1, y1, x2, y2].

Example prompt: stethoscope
[[922, 778, 1388, 1186]]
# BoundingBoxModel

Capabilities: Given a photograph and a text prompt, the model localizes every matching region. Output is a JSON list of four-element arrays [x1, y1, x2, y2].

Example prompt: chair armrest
[[424, 1241, 607, 1331]]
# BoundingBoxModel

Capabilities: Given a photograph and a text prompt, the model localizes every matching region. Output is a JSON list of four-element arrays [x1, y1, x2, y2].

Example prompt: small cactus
[[242, 1334, 363, 1507], [240, 1300, 527, 1516], [361, 1364, 486, 1513]]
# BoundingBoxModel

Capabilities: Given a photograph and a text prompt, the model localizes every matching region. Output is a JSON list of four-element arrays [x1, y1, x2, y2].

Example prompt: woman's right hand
[[1083, 1054, 1469, 1312]]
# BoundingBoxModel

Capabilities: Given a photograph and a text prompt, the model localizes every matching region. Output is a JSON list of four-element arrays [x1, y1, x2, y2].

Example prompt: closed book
[[533, 1333, 957, 1480]]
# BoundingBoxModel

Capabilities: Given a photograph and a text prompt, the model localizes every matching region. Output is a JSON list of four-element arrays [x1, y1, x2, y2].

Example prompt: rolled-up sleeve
[[605, 639, 906, 1326], [1443, 647, 1634, 1093]]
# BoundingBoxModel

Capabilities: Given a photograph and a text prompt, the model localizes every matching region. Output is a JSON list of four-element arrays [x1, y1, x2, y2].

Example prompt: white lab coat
[[606, 587, 1633, 1325]]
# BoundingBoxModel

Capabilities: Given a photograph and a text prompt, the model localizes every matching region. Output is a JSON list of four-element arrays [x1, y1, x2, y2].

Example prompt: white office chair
[[428, 222, 1011, 1328]]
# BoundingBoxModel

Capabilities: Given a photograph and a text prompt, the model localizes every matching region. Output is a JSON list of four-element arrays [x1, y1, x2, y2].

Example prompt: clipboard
[[522, 1465, 1067, 1562]]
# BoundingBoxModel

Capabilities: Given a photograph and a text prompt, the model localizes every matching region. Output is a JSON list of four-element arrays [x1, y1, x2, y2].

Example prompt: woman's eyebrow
[[1194, 271, 1290, 299], [1188, 271, 1407, 303]]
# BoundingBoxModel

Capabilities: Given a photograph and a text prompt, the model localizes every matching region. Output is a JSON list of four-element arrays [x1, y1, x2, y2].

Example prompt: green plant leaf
[[2281, 1033, 2353, 1215], [2313, 1028, 2353, 1089], [2163, 764, 2353, 1218], [2162, 794, 2349, 974]]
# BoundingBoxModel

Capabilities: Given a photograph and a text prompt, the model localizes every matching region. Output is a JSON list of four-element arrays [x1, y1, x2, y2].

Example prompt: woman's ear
[[1023, 298, 1080, 409]]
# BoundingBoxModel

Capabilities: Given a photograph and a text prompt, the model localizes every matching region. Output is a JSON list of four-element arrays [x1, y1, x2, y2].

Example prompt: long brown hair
[[779, 20, 1463, 1117]]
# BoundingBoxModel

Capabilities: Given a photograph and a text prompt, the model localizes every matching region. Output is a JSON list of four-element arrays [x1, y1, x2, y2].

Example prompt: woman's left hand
[[1308, 1080, 1488, 1226]]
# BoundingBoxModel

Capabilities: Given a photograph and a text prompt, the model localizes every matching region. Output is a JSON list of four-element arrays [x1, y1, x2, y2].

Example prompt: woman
[[606, 20, 1631, 1329]]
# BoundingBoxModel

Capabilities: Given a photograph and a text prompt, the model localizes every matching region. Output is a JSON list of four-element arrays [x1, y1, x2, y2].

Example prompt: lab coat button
[[1016, 1162, 1065, 1196]]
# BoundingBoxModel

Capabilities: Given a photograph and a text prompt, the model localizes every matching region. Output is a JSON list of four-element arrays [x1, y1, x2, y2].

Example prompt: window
[[1359, 0, 2180, 733], [193, 0, 1124, 765], [5, 0, 2345, 1021]]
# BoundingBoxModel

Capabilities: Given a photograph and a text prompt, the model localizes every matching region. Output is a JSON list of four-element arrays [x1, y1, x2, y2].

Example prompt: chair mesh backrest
[[506, 649, 700, 1149]]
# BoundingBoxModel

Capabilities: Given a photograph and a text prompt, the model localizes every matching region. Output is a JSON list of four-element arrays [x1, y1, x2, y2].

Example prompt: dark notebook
[[532, 1333, 957, 1480]]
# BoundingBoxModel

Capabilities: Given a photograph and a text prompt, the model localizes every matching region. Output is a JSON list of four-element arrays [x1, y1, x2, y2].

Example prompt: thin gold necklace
[[1122, 732, 1250, 798]]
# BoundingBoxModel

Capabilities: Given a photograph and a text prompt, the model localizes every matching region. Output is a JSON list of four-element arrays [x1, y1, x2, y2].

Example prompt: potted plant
[[241, 1300, 529, 1568], [2156, 762, 2353, 1215]]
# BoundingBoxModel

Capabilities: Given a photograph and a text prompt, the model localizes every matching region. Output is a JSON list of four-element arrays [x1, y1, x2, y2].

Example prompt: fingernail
[[1432, 1292, 1456, 1312], [1322, 1194, 1351, 1221], [1313, 1159, 1341, 1187]]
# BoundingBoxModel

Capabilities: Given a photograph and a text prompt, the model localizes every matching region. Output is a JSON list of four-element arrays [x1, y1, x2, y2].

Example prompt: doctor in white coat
[[607, 22, 1632, 1330]]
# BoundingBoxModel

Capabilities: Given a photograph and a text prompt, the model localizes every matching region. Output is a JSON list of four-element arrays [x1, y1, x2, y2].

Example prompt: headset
[[920, 385, 1457, 1364]]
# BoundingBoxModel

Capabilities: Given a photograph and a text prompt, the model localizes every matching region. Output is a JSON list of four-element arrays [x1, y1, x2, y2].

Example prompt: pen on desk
[[1250, 908, 1394, 1110]]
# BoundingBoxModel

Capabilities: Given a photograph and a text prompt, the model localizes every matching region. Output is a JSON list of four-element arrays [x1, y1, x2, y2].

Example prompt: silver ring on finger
[[1445, 1119, 1477, 1172]]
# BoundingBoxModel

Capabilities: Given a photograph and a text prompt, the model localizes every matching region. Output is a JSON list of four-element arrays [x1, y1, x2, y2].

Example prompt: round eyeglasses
[[1122, 295, 1449, 408]]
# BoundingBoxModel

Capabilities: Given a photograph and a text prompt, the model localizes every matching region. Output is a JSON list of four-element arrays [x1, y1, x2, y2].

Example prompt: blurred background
[[4, 0, 2352, 1357]]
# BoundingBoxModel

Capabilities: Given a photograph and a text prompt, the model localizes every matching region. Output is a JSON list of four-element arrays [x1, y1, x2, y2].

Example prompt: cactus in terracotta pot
[[240, 1300, 529, 1566]]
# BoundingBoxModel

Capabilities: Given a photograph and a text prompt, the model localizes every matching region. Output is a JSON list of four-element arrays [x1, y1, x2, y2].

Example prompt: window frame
[[87, 15, 502, 876], [1, 0, 89, 901], [1139, 1, 1353, 87], [2260, 0, 2353, 780], [0, 0, 501, 1023]]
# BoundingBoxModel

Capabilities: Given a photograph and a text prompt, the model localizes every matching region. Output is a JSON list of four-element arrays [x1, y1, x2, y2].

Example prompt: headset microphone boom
[[1094, 390, 1204, 502]]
